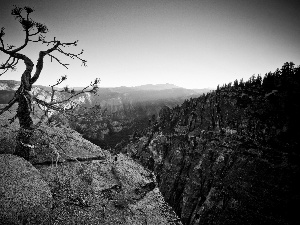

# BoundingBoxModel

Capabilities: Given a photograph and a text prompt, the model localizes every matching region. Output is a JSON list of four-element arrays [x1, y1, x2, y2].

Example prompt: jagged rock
[[0, 154, 53, 224]]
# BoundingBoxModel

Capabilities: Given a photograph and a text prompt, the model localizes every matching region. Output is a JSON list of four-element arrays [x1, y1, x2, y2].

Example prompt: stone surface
[[0, 154, 53, 224], [0, 120, 181, 224], [35, 152, 182, 224], [28, 124, 106, 164]]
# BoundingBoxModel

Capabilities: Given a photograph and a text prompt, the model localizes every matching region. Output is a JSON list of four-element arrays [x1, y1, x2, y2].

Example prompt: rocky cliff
[[122, 63, 300, 224], [0, 108, 181, 224]]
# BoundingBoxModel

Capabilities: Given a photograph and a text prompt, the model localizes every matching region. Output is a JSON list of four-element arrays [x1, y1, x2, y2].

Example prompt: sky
[[0, 0, 300, 89]]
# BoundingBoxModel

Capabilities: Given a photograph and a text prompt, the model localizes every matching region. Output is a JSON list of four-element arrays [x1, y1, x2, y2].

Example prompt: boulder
[[0, 154, 53, 224]]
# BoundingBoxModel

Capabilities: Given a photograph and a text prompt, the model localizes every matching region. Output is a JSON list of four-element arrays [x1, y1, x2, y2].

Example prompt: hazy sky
[[0, 0, 299, 89]]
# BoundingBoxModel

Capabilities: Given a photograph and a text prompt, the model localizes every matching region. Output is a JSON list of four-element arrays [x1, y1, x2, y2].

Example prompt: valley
[[0, 80, 210, 148]]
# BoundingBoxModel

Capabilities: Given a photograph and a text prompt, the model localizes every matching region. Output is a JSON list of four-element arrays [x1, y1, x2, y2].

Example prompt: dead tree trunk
[[14, 85, 34, 159]]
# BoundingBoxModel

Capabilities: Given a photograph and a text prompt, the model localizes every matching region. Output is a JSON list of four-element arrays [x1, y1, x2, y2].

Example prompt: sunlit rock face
[[0, 116, 182, 224]]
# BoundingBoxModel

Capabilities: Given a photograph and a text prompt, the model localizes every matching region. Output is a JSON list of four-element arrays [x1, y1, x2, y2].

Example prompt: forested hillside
[[123, 62, 300, 224]]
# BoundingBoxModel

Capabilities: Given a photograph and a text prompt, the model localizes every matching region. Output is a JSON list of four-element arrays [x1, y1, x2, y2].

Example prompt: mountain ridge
[[120, 62, 300, 224], [0, 79, 211, 92]]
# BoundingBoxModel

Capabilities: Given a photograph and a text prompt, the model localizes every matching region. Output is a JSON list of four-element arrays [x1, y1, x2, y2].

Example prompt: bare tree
[[0, 6, 99, 160]]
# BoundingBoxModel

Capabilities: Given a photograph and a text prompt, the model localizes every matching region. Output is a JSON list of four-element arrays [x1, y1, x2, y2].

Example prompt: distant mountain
[[0, 80, 63, 92], [0, 80, 21, 91], [133, 83, 181, 91], [108, 86, 135, 93], [0, 80, 211, 104]]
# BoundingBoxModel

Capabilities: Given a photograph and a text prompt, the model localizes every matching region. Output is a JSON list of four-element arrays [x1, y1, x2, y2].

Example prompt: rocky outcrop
[[0, 154, 53, 224], [0, 116, 182, 224], [35, 153, 181, 224]]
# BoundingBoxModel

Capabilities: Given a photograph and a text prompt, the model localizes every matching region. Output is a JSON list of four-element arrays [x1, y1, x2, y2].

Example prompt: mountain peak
[[133, 83, 181, 91]]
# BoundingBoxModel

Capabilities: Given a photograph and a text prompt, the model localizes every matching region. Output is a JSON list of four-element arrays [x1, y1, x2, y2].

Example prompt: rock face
[[125, 132, 298, 225], [0, 119, 181, 224], [0, 154, 53, 224]]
